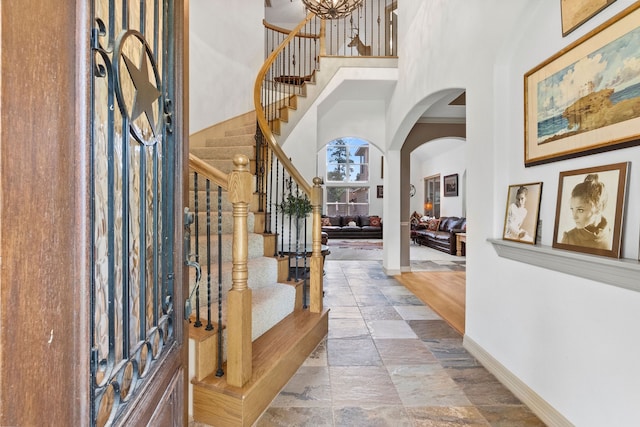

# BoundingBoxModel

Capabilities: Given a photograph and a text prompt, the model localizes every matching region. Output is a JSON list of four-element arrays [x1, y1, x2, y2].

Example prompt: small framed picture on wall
[[443, 174, 458, 197], [502, 182, 543, 245], [376, 185, 383, 198]]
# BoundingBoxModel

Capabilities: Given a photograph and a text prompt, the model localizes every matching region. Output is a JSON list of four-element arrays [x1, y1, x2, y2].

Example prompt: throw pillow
[[369, 216, 381, 227], [427, 218, 440, 231], [347, 221, 357, 227], [321, 217, 331, 226]]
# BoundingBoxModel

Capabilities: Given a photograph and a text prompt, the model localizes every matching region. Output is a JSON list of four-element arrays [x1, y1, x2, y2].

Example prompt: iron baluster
[[216, 185, 224, 377], [205, 179, 213, 331]]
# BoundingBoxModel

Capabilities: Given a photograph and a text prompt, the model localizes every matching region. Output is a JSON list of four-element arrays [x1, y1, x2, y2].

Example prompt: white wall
[[392, 1, 640, 425], [411, 140, 466, 217], [189, 0, 263, 133]]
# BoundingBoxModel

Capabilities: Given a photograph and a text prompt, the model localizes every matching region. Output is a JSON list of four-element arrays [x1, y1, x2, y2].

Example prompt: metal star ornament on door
[[114, 30, 163, 145]]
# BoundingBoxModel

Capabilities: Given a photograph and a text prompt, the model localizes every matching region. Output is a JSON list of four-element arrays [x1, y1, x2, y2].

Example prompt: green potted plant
[[276, 191, 312, 219], [276, 190, 313, 254]]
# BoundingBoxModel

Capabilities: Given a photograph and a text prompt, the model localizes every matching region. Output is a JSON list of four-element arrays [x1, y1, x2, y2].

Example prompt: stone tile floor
[[253, 260, 546, 426], [326, 239, 466, 272]]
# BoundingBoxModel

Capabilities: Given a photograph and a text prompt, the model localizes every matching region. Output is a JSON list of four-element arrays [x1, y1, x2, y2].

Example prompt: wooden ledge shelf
[[488, 238, 640, 293]]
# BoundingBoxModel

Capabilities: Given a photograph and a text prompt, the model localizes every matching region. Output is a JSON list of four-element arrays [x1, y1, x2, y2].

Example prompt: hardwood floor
[[395, 271, 466, 334]]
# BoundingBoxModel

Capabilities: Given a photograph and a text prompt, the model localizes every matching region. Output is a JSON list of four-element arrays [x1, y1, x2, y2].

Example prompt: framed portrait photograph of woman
[[502, 182, 543, 244], [552, 162, 628, 258]]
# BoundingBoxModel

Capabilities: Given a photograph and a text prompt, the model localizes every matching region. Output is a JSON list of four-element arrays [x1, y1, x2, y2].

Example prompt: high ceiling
[[265, 1, 467, 153], [265, 0, 307, 24]]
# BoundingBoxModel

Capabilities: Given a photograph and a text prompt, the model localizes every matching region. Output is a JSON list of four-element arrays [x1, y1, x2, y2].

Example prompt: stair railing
[[264, 0, 398, 60], [187, 153, 254, 387], [255, 14, 326, 319]]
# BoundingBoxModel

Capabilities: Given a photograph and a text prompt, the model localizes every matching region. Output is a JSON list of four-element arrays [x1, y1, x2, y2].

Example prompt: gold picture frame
[[502, 182, 543, 245], [561, 0, 616, 36], [552, 162, 628, 258], [525, 2, 640, 166]]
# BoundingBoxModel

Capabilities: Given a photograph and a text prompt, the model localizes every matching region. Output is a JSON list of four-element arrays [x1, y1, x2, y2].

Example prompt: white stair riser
[[189, 211, 255, 234], [187, 256, 279, 297], [191, 233, 264, 262]]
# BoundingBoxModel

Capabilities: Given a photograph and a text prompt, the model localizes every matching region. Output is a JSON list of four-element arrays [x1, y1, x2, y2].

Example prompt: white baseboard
[[463, 335, 574, 427], [383, 267, 401, 275]]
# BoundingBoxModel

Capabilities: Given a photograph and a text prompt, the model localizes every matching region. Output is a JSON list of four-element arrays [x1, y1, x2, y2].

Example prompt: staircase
[[187, 113, 328, 426], [270, 56, 398, 143]]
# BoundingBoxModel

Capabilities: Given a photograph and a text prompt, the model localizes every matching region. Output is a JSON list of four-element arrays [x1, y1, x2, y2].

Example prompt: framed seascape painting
[[561, 0, 616, 36], [502, 182, 543, 245], [443, 174, 458, 197], [524, 2, 640, 166], [552, 162, 628, 258]]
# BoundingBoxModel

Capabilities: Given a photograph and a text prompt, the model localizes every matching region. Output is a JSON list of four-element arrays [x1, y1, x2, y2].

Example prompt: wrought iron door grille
[[90, 0, 176, 425]]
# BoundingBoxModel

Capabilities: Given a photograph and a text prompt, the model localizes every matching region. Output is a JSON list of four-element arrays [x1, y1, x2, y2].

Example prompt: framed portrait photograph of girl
[[552, 162, 629, 258], [502, 182, 543, 244]]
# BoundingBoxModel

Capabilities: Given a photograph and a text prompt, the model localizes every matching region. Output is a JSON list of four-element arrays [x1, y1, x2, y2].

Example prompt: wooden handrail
[[254, 12, 316, 196], [256, 13, 325, 319], [188, 153, 228, 189], [262, 19, 319, 39]]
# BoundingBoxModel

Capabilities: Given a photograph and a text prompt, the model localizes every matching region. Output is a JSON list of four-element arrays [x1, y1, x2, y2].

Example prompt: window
[[326, 186, 369, 216], [326, 138, 369, 183], [424, 175, 440, 217], [325, 138, 369, 215]]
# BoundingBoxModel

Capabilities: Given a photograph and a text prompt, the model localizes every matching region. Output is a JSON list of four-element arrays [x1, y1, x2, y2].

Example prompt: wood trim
[[226, 155, 254, 387], [116, 345, 185, 426], [253, 13, 315, 196], [1, 1, 92, 424], [189, 153, 229, 189], [193, 309, 329, 427], [262, 19, 319, 39]]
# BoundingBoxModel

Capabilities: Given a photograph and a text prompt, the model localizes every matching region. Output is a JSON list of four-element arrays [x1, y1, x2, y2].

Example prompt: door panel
[[90, 0, 185, 425]]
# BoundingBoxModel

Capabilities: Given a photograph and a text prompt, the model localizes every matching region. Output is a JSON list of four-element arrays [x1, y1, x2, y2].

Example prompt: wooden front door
[[90, 0, 187, 425], [1, 1, 186, 425]]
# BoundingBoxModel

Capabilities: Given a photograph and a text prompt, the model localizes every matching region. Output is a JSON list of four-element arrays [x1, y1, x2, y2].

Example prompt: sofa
[[321, 215, 382, 239], [413, 216, 466, 255]]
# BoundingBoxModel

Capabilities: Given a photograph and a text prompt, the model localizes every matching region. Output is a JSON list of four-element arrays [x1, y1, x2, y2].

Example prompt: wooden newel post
[[309, 177, 324, 313], [226, 154, 253, 387], [319, 19, 326, 57]]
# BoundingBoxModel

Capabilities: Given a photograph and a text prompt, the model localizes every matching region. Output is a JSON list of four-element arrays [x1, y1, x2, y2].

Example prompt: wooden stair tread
[[194, 308, 328, 396], [188, 318, 223, 342], [192, 309, 328, 426]]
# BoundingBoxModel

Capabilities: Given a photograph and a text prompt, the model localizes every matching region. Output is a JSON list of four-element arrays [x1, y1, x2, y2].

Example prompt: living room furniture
[[321, 215, 382, 239], [456, 232, 466, 256], [414, 216, 466, 255]]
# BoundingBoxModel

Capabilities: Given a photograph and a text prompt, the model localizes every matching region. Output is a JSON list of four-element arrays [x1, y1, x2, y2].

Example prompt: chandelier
[[301, 0, 363, 19]]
